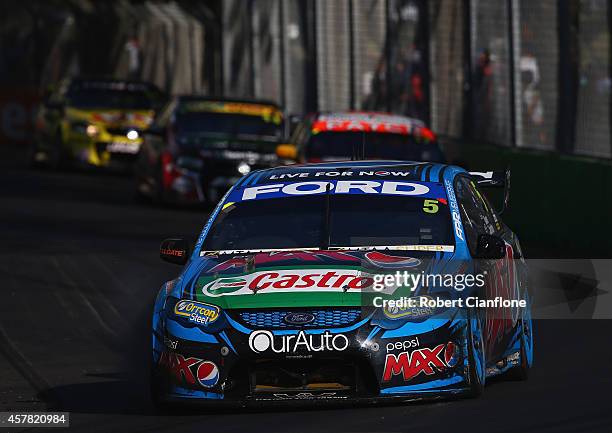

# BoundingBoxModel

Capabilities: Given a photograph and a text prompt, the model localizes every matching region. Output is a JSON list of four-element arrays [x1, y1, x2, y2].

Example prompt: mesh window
[[516, 0, 558, 150], [222, 0, 253, 97], [282, 0, 308, 114], [429, 0, 465, 138], [574, 0, 611, 158], [316, 0, 351, 111], [352, 0, 387, 110], [252, 0, 282, 104], [470, 0, 512, 146]]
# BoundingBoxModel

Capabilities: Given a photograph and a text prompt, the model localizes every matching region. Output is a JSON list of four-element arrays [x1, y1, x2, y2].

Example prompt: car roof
[[236, 160, 464, 188], [311, 111, 428, 135], [175, 95, 280, 108], [68, 77, 159, 91], [316, 111, 425, 124]]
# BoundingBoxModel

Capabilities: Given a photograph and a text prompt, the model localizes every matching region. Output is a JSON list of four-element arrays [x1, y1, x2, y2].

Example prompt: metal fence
[[0, 0, 219, 145], [223, 0, 611, 159], [1, 0, 610, 159]]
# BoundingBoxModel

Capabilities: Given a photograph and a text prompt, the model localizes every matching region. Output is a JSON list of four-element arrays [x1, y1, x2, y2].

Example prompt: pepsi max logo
[[365, 252, 421, 269], [158, 353, 220, 389], [196, 361, 220, 388], [283, 312, 316, 326]]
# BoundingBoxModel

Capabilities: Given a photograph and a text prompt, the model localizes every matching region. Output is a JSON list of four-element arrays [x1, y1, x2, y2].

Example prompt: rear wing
[[469, 169, 511, 213]]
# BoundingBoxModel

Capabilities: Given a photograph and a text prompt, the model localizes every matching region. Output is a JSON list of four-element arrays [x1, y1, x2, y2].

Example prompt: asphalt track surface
[[1, 165, 611, 432]]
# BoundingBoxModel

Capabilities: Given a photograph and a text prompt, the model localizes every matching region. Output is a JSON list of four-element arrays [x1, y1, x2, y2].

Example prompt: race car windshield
[[202, 195, 453, 252], [307, 131, 419, 160], [67, 88, 153, 110], [176, 112, 283, 139]]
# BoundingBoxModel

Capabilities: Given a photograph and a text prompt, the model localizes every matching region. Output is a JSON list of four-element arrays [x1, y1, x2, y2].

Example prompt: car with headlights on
[[286, 112, 444, 163], [134, 97, 289, 205], [151, 161, 532, 407], [32, 77, 164, 169]]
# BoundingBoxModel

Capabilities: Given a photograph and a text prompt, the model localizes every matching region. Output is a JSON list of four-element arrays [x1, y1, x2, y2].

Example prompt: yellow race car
[[33, 77, 165, 169]]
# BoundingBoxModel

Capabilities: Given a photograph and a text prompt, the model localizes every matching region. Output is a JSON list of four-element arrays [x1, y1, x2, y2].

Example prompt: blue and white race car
[[151, 161, 533, 406]]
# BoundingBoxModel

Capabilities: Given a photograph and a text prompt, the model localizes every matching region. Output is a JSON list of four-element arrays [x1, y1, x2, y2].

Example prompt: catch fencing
[[1, 0, 609, 159], [222, 0, 611, 158]]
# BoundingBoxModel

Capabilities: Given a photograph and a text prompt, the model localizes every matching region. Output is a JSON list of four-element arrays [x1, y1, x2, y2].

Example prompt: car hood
[[178, 135, 280, 159], [181, 249, 458, 310], [66, 107, 154, 129]]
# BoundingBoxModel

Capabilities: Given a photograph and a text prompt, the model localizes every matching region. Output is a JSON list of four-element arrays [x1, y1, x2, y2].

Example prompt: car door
[[455, 175, 521, 363]]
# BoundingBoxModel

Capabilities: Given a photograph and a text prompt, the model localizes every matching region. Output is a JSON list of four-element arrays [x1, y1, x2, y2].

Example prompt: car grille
[[239, 309, 362, 329]]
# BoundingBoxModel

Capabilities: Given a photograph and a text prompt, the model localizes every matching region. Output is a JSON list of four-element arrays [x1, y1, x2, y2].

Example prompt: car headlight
[[86, 124, 100, 137], [126, 129, 139, 140], [72, 122, 100, 137], [237, 162, 251, 175]]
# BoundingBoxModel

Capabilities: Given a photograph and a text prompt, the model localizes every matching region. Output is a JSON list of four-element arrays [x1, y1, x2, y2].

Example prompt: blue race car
[[151, 161, 533, 407]]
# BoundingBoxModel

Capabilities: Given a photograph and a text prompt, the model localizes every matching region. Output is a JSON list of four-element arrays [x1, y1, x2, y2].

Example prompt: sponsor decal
[[163, 336, 178, 350], [283, 312, 316, 326], [271, 392, 346, 400], [334, 245, 454, 253], [248, 330, 349, 354], [208, 250, 359, 272], [382, 342, 456, 382], [161, 248, 185, 258], [364, 251, 421, 269], [385, 337, 420, 353], [484, 244, 520, 352], [506, 351, 520, 366], [158, 352, 220, 389], [228, 179, 444, 202], [444, 179, 464, 241], [268, 170, 412, 180], [196, 361, 220, 388], [181, 101, 282, 123], [200, 245, 455, 257], [201, 269, 376, 297], [311, 113, 417, 135], [382, 295, 436, 320], [106, 141, 140, 154], [174, 300, 220, 325]]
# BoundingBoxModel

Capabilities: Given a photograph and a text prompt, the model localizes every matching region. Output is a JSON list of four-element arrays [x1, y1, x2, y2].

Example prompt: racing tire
[[150, 366, 174, 414], [46, 130, 68, 170], [466, 309, 486, 397], [509, 316, 533, 381]]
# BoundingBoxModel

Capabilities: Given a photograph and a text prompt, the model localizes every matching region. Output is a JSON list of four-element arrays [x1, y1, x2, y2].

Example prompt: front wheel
[[150, 365, 174, 413], [46, 130, 68, 170], [466, 309, 486, 396], [509, 313, 533, 380]]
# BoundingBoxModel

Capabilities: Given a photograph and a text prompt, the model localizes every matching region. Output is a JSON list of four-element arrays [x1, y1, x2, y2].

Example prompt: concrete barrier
[[461, 144, 612, 257]]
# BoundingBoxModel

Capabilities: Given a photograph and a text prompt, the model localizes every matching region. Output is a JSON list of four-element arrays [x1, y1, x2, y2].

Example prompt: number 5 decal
[[423, 199, 439, 214]]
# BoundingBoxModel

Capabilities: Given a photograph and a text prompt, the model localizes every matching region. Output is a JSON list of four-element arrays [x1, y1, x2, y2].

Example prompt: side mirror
[[276, 143, 297, 161], [160, 238, 190, 265], [474, 234, 506, 259]]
